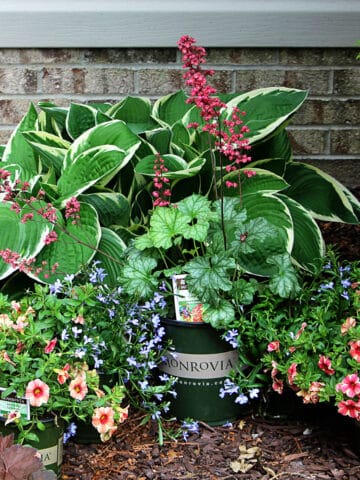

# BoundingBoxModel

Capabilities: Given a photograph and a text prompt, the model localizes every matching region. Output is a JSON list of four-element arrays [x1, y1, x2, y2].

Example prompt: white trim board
[[1, 0, 359, 48]]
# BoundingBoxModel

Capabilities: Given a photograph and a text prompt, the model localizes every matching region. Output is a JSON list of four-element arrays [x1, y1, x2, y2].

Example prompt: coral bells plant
[[263, 251, 360, 421]]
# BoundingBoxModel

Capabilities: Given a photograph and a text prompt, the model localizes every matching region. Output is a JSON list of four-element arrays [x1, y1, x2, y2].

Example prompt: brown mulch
[[62, 188, 360, 479], [62, 408, 360, 480]]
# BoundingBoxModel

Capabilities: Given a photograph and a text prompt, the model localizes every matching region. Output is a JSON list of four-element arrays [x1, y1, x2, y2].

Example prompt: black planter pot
[[159, 318, 243, 425]]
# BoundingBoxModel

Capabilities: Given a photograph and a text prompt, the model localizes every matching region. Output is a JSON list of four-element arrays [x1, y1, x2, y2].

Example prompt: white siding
[[0, 0, 359, 47]]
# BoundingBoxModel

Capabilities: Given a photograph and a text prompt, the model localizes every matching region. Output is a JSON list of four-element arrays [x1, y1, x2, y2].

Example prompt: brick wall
[[0, 47, 358, 187]]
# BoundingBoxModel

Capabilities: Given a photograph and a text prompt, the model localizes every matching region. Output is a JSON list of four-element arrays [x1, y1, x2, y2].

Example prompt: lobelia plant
[[0, 36, 358, 293], [262, 251, 360, 421]]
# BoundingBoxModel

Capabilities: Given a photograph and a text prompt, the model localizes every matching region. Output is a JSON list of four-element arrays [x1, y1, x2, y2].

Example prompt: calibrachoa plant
[[0, 288, 128, 444], [263, 252, 360, 421]]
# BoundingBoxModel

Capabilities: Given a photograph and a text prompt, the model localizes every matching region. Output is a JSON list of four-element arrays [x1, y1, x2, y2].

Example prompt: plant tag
[[172, 274, 207, 322], [0, 388, 31, 421]]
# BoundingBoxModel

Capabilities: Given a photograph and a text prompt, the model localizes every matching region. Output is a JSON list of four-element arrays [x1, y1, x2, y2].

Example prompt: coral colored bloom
[[336, 373, 360, 398], [2, 351, 16, 366], [294, 322, 307, 340], [73, 315, 85, 325], [25, 379, 50, 407], [272, 378, 284, 394], [44, 337, 57, 354], [4, 410, 21, 426], [341, 317, 356, 335], [92, 407, 115, 434], [267, 340, 280, 352], [349, 340, 360, 362], [287, 363, 298, 385], [318, 355, 335, 375], [117, 406, 129, 423], [69, 376, 88, 401], [0, 314, 13, 328], [337, 399, 360, 420], [10, 301, 21, 313], [56, 364, 71, 385]]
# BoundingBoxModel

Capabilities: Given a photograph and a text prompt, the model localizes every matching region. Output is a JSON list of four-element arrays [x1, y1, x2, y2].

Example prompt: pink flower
[[337, 399, 360, 420], [73, 315, 85, 325], [267, 340, 280, 352], [341, 317, 356, 335], [272, 378, 284, 394], [294, 322, 307, 340], [44, 231, 58, 245], [336, 373, 360, 398], [56, 364, 71, 385], [349, 340, 360, 362], [0, 314, 13, 328], [4, 410, 20, 426], [25, 379, 50, 407], [287, 363, 298, 386], [117, 406, 129, 424], [92, 407, 115, 434], [69, 375, 88, 401], [318, 355, 335, 375], [44, 337, 57, 354]]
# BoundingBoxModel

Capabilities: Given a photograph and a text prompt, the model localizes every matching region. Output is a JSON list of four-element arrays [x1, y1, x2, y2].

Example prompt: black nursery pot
[[159, 318, 241, 425]]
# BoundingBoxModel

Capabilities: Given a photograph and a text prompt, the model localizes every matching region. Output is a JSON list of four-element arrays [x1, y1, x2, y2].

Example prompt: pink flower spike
[[44, 231, 58, 245], [25, 379, 50, 407]]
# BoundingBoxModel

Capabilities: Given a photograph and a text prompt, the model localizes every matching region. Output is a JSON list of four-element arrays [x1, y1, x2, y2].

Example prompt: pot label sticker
[[172, 274, 208, 322], [0, 388, 30, 421], [160, 351, 238, 379]]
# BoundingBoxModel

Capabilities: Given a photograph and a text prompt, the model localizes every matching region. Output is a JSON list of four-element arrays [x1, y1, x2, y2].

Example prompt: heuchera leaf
[[122, 256, 158, 298], [184, 253, 236, 303], [204, 299, 236, 329], [267, 254, 300, 298]]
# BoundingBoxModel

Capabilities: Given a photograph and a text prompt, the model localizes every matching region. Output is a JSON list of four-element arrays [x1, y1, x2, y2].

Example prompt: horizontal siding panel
[[0, 1, 359, 47]]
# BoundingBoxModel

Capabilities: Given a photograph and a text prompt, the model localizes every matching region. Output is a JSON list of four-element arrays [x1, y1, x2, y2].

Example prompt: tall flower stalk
[[177, 35, 253, 249]]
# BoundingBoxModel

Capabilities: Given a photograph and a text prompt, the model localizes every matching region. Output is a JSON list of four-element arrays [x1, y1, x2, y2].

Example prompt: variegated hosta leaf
[[250, 129, 293, 165], [277, 194, 325, 271], [56, 145, 129, 207], [152, 90, 193, 127], [0, 202, 52, 280], [106, 96, 158, 133], [135, 154, 206, 180], [64, 120, 141, 169], [238, 192, 294, 276], [22, 130, 71, 175], [94, 228, 127, 286], [79, 192, 130, 227], [225, 87, 308, 145], [30, 202, 101, 284], [66, 103, 111, 140], [284, 162, 360, 224], [221, 168, 289, 197], [2, 103, 38, 174]]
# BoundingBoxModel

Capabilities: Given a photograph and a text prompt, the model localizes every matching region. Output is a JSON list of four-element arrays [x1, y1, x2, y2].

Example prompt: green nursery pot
[[160, 318, 241, 425], [0, 417, 63, 477]]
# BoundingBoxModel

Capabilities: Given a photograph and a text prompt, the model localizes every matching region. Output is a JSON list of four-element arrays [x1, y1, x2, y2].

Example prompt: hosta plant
[[0, 36, 358, 292]]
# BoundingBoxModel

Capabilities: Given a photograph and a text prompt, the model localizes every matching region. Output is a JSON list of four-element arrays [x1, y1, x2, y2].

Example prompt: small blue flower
[[341, 278, 351, 289], [319, 281, 334, 291], [49, 279, 63, 295], [61, 329, 69, 341], [64, 274, 75, 283], [249, 388, 260, 399], [235, 393, 249, 405], [63, 422, 77, 443], [224, 329, 239, 348], [127, 356, 138, 367], [71, 326, 82, 338], [341, 291, 350, 301]]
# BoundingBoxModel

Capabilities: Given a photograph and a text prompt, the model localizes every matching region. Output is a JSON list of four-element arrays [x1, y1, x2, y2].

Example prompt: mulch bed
[[62, 188, 360, 479], [62, 407, 360, 479]]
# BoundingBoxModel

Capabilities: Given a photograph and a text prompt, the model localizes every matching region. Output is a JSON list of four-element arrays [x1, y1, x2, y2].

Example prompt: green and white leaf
[[284, 162, 360, 223], [225, 87, 308, 145], [0, 201, 52, 280], [30, 202, 101, 284], [2, 103, 38, 174], [94, 227, 127, 286], [135, 154, 206, 179], [79, 192, 130, 227], [66, 103, 111, 140], [277, 194, 325, 271]]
